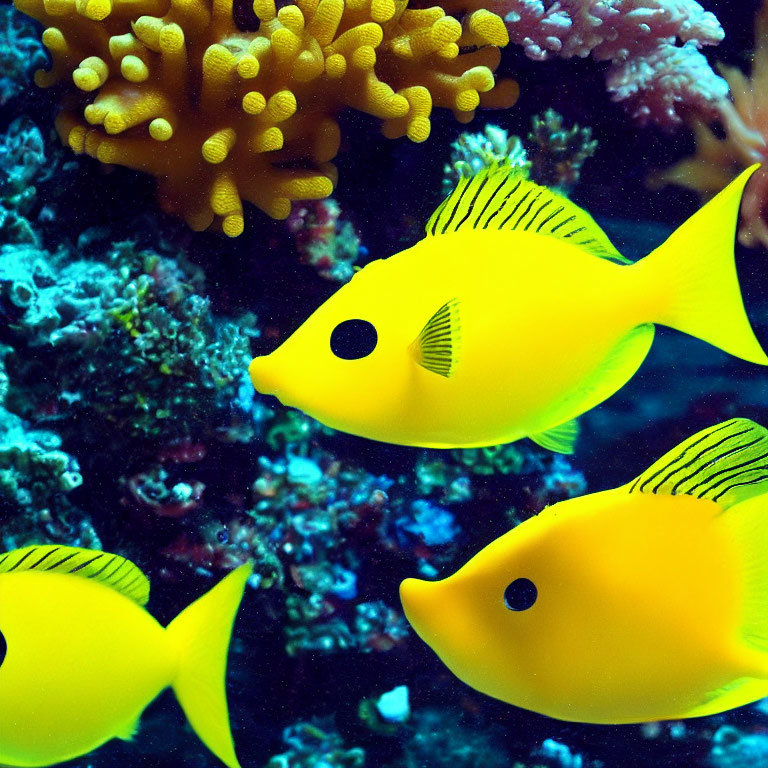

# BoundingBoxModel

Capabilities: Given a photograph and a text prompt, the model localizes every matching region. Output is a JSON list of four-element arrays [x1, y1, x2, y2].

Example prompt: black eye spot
[[330, 319, 378, 360], [0, 628, 6, 668], [504, 578, 537, 611]]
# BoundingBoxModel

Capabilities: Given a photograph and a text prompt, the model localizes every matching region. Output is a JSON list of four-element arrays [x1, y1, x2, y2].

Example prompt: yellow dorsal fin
[[628, 418, 768, 510], [425, 163, 629, 264], [0, 545, 150, 605]]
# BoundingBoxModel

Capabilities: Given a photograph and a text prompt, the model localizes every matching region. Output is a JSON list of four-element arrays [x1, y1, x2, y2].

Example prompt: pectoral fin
[[410, 298, 461, 377]]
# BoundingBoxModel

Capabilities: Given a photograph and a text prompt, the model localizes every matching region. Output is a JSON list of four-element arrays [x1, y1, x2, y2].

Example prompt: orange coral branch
[[14, 0, 518, 235], [653, 0, 768, 247]]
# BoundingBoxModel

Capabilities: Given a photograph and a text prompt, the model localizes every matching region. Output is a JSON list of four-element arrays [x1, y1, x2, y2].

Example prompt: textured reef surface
[[3, 0, 768, 766]]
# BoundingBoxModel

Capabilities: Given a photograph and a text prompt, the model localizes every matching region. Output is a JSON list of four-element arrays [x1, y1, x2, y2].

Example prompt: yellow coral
[[15, 0, 518, 235]]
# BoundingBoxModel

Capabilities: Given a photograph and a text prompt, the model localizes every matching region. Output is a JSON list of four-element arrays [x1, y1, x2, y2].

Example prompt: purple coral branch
[[490, 0, 729, 127]]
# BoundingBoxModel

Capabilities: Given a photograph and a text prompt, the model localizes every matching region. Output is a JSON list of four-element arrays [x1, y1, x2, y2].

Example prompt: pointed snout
[[248, 355, 281, 398], [400, 577, 441, 641]]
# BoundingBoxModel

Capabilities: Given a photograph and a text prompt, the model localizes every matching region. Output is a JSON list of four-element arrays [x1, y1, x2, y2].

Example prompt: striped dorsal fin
[[425, 163, 629, 264], [0, 545, 150, 605], [628, 418, 768, 510]]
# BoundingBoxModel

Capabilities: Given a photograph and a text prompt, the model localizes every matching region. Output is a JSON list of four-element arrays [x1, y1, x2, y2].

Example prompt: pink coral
[[478, 0, 728, 127]]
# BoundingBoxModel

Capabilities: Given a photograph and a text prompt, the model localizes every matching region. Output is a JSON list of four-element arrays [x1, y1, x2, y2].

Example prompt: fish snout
[[248, 355, 282, 398], [400, 577, 442, 641]]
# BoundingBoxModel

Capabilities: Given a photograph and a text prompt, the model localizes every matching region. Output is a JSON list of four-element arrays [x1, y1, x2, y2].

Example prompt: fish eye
[[0, 628, 5, 668], [330, 319, 378, 360], [504, 578, 537, 611]]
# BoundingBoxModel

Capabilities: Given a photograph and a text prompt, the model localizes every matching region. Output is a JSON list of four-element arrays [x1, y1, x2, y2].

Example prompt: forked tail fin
[[635, 164, 768, 365], [167, 563, 252, 768]]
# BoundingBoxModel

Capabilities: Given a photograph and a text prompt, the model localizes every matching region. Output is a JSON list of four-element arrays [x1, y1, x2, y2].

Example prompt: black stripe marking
[[483, 180, 521, 229], [515, 189, 543, 229], [629, 421, 741, 493], [536, 205, 564, 233], [7, 549, 37, 572], [666, 432, 758, 494], [524, 198, 552, 231], [69, 554, 104, 574], [104, 559, 127, 582], [30, 547, 60, 569], [430, 197, 450, 236], [440, 180, 471, 235], [110, 568, 132, 589], [712, 474, 768, 501], [88, 554, 118, 579], [45, 552, 79, 571], [475, 176, 508, 229], [691, 452, 768, 496], [550, 214, 576, 233], [121, 573, 142, 594], [454, 174, 489, 231], [498, 188, 532, 230], [563, 226, 587, 238]]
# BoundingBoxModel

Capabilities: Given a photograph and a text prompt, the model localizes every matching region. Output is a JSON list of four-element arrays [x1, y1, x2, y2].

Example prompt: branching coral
[[441, 0, 727, 127], [266, 720, 365, 768], [0, 5, 47, 105], [0, 118, 54, 246], [13, 0, 517, 235], [287, 197, 365, 282], [653, 1, 768, 247], [1, 239, 255, 441], [442, 109, 596, 194]]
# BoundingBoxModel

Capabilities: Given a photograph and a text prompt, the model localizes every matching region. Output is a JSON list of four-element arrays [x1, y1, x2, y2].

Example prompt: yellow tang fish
[[249, 164, 766, 453], [0, 545, 251, 767], [400, 418, 768, 724]]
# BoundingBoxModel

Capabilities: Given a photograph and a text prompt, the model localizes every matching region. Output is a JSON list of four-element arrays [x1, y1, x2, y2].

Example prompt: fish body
[[400, 419, 768, 723], [0, 547, 250, 767], [250, 164, 765, 452]]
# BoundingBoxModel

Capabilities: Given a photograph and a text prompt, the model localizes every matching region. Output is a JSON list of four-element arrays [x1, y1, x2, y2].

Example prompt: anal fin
[[529, 419, 580, 454], [116, 715, 141, 741]]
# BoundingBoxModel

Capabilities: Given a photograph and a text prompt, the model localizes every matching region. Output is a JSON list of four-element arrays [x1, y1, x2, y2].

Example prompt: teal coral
[[0, 407, 82, 511], [266, 721, 365, 768], [0, 119, 52, 245], [442, 122, 530, 193], [2, 239, 256, 440], [527, 109, 598, 191], [0, 6, 47, 105], [442, 110, 597, 195]]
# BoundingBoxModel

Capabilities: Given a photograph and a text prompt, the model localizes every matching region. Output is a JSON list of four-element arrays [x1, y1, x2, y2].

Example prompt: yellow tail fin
[[167, 563, 252, 768], [635, 164, 768, 365]]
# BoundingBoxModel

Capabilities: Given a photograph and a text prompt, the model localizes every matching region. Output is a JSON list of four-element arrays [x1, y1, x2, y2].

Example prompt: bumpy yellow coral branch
[[15, 0, 517, 234]]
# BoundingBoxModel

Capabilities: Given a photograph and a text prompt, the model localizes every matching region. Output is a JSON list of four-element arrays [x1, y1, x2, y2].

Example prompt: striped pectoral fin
[[410, 298, 461, 377], [0, 545, 150, 605], [628, 417, 768, 510]]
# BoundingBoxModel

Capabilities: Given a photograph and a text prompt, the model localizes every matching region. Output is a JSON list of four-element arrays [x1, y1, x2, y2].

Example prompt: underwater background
[[3, 0, 768, 765]]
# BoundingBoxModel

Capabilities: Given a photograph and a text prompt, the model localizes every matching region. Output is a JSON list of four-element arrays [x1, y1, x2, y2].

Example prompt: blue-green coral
[[0, 6, 46, 106], [442, 110, 597, 195], [266, 721, 365, 768], [2, 239, 256, 441]]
